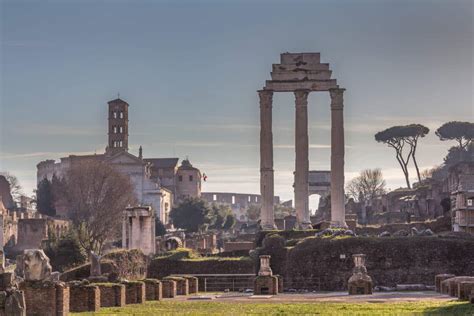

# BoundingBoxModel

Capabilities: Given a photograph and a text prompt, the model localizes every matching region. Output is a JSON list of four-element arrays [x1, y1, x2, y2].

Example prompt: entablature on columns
[[264, 52, 339, 92]]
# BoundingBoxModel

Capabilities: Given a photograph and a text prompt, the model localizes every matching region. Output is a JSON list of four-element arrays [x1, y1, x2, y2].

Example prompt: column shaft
[[294, 90, 312, 229], [259, 90, 275, 230], [330, 88, 346, 227]]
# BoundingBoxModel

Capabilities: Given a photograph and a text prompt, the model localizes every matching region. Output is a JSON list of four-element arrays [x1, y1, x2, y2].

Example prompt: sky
[[1, 0, 473, 209]]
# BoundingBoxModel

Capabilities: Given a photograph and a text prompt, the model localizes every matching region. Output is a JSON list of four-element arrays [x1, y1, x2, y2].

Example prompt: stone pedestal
[[161, 280, 177, 298], [435, 274, 455, 293], [69, 284, 100, 312], [143, 279, 162, 301], [122, 281, 145, 305], [348, 254, 373, 295], [254, 275, 278, 295], [254, 255, 279, 295], [95, 283, 125, 307]]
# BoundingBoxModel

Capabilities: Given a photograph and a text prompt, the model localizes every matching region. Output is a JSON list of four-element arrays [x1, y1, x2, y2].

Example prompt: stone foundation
[[254, 276, 278, 295], [348, 277, 373, 295], [20, 281, 69, 316], [143, 279, 162, 301], [161, 280, 177, 298], [69, 284, 100, 312], [95, 283, 125, 307], [458, 282, 474, 301], [435, 274, 455, 293], [275, 275, 284, 293], [122, 281, 145, 304]]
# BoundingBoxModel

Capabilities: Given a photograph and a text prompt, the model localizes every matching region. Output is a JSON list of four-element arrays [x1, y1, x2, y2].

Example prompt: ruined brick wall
[[96, 284, 125, 307], [258, 235, 474, 291], [123, 281, 145, 304], [144, 279, 162, 301], [69, 284, 100, 312], [20, 281, 69, 316]]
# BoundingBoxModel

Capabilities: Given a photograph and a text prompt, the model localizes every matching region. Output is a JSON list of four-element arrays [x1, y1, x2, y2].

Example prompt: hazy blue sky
[[1, 0, 473, 208]]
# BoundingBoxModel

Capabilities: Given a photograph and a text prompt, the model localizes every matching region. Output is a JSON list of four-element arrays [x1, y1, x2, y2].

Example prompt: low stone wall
[[148, 257, 254, 279], [143, 279, 162, 301], [164, 277, 188, 295], [161, 280, 177, 298], [69, 283, 100, 312], [94, 283, 125, 308], [122, 281, 145, 305], [20, 281, 69, 316], [258, 234, 474, 291]]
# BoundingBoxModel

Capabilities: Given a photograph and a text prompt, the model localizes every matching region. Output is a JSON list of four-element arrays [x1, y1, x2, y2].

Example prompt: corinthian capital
[[329, 88, 345, 109], [294, 90, 310, 107], [258, 89, 273, 105]]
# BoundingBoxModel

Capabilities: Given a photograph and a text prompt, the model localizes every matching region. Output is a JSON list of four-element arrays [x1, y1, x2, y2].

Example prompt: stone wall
[[123, 281, 145, 305], [148, 257, 254, 279], [258, 234, 474, 291], [143, 279, 162, 301]]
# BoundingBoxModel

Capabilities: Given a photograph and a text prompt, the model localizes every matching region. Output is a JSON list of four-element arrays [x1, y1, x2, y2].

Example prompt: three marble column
[[259, 87, 346, 229]]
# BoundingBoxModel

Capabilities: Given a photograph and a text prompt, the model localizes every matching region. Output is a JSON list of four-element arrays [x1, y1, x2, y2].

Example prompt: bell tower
[[106, 97, 129, 155]]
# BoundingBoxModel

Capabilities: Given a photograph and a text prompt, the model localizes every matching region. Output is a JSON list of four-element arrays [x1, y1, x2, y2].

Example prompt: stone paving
[[174, 291, 456, 304]]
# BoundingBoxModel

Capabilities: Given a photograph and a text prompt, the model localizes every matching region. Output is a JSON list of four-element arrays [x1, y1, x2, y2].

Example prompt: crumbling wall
[[259, 234, 474, 291]]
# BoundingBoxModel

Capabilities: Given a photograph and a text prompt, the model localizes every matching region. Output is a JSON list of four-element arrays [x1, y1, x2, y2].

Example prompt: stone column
[[294, 90, 312, 229], [259, 90, 276, 230], [329, 88, 346, 227], [122, 215, 127, 249]]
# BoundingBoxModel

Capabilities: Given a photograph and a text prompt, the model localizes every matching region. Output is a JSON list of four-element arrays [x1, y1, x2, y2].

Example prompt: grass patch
[[72, 300, 473, 315]]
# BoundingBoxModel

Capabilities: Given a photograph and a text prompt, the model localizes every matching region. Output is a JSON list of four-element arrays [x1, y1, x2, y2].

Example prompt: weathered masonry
[[259, 52, 346, 229]]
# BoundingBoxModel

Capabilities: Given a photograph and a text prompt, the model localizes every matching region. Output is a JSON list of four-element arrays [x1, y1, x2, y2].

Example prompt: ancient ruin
[[122, 206, 156, 255], [259, 53, 346, 229]]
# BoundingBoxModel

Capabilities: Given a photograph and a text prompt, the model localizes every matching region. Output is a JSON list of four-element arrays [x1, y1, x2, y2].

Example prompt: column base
[[298, 222, 313, 230], [261, 224, 277, 231], [330, 221, 348, 229]]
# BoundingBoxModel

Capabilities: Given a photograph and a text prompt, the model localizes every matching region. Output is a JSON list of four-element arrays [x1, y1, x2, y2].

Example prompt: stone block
[[143, 279, 162, 301], [435, 274, 455, 293], [348, 276, 373, 295], [161, 280, 177, 298], [95, 283, 125, 308], [254, 276, 278, 295], [0, 272, 15, 290], [122, 281, 145, 305], [458, 282, 474, 301], [16, 250, 52, 281], [20, 280, 69, 316], [69, 284, 100, 312]]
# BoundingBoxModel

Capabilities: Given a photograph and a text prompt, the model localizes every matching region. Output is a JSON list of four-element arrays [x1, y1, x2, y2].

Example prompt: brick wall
[[143, 279, 162, 301], [95, 284, 125, 307], [20, 281, 69, 316], [161, 280, 176, 298], [123, 281, 145, 304], [69, 284, 100, 312]]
